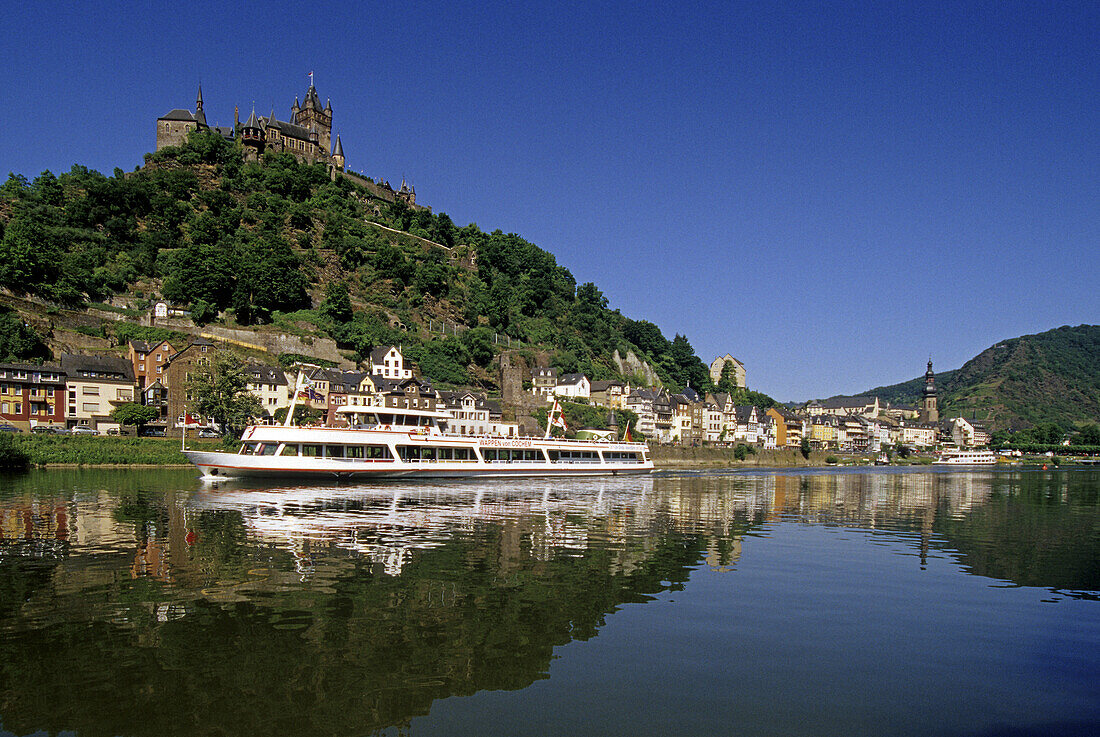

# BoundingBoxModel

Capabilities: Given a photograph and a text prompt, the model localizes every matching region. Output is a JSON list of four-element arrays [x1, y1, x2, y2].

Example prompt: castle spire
[[194, 84, 207, 127], [332, 134, 344, 157]]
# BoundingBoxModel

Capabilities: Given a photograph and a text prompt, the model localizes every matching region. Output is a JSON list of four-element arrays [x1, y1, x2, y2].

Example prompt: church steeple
[[920, 358, 939, 424]]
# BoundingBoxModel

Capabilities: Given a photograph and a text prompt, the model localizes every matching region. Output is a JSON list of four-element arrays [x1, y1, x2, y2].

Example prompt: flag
[[308, 387, 325, 402], [551, 401, 568, 432], [625, 422, 633, 442], [184, 413, 200, 427]]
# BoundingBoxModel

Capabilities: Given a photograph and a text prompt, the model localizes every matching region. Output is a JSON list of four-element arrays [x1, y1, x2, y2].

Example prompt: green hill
[[861, 325, 1100, 430], [0, 130, 736, 398]]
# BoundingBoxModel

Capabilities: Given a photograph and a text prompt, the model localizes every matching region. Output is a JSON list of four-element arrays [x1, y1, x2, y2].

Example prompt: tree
[[800, 436, 811, 459], [319, 281, 353, 323], [186, 350, 263, 437], [111, 403, 160, 434]]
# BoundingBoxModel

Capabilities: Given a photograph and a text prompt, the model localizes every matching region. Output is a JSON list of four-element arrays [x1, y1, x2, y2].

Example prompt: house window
[[83, 386, 99, 396], [82, 403, 98, 413]]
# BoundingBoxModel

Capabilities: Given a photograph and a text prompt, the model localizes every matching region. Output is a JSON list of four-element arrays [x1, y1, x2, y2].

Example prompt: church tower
[[919, 359, 939, 424]]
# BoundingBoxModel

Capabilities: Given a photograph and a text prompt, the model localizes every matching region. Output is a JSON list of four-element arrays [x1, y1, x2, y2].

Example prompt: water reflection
[[0, 467, 1097, 736]]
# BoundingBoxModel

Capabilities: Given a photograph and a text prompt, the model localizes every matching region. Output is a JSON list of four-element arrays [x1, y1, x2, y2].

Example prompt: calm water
[[1, 467, 1098, 736]]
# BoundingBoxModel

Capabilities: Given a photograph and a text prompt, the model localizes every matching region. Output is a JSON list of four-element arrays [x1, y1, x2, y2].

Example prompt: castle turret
[[194, 85, 207, 127], [295, 82, 332, 155], [331, 135, 345, 170], [240, 107, 265, 161]]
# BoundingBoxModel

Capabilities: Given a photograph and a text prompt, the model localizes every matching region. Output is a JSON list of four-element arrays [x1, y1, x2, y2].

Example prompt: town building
[[531, 367, 558, 400], [589, 380, 629, 409], [369, 346, 413, 380], [163, 339, 215, 435], [60, 354, 137, 434], [0, 363, 67, 431], [244, 365, 291, 421], [805, 396, 881, 418], [949, 417, 990, 448], [554, 373, 591, 400], [128, 340, 177, 390], [766, 407, 804, 449], [709, 354, 746, 388]]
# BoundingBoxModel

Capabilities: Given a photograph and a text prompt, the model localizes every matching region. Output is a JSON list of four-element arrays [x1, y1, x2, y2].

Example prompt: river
[[1, 467, 1098, 736]]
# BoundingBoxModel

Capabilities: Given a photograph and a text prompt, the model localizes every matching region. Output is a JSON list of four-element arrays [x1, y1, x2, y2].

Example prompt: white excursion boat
[[932, 449, 997, 465], [183, 403, 653, 481]]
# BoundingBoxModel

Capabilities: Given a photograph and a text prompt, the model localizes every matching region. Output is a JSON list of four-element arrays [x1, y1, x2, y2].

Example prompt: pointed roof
[[244, 107, 260, 129], [196, 85, 203, 108], [325, 97, 332, 112], [332, 135, 344, 157]]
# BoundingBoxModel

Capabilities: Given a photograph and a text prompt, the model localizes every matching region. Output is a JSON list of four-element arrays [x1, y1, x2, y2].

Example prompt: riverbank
[[3, 435, 224, 467]]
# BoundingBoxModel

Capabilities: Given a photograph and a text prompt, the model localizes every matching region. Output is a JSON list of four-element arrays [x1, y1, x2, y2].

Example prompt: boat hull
[[183, 449, 654, 481]]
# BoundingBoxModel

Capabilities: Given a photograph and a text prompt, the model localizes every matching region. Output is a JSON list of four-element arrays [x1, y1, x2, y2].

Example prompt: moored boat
[[183, 404, 652, 480], [932, 449, 997, 465]]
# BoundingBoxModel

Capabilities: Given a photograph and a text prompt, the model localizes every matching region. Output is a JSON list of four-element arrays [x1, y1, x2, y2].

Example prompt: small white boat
[[932, 449, 997, 465]]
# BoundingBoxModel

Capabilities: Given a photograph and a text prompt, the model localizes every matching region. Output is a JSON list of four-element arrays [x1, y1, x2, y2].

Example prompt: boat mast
[[284, 370, 304, 427]]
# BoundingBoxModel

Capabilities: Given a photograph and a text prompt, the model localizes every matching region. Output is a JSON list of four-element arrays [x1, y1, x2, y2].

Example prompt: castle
[[156, 81, 346, 171]]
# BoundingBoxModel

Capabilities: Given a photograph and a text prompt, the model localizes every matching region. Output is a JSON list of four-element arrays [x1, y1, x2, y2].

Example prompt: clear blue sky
[[3, 1, 1097, 401]]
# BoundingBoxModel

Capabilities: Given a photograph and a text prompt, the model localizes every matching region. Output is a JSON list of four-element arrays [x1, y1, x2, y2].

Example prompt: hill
[[858, 325, 1100, 430], [0, 130, 755, 401]]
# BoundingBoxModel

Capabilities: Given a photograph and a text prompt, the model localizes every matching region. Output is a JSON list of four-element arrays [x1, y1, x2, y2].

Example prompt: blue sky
[[2, 1, 1097, 401]]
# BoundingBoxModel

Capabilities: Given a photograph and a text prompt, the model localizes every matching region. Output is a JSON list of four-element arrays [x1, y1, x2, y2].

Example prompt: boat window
[[240, 442, 258, 455], [326, 445, 344, 458], [279, 444, 298, 456], [454, 447, 472, 461], [259, 443, 277, 456], [377, 413, 393, 425], [301, 444, 322, 457], [438, 447, 453, 460], [481, 448, 498, 462], [346, 445, 364, 459]]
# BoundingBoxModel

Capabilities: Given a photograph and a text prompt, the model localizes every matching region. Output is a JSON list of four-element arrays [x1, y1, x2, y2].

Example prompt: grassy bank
[[650, 445, 831, 468], [9, 435, 226, 467]]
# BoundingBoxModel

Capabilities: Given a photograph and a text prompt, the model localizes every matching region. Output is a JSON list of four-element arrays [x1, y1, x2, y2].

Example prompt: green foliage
[[277, 353, 337, 369], [12, 435, 202, 465], [863, 324, 1100, 430], [0, 307, 50, 362], [0, 433, 30, 470], [113, 323, 188, 349], [800, 436, 811, 459], [190, 298, 217, 326], [825, 455, 840, 465], [111, 402, 160, 429], [186, 350, 263, 437], [0, 136, 729, 391], [319, 281, 353, 323]]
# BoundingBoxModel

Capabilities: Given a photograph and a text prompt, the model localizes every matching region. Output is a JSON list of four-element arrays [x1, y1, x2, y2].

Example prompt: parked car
[[0, 422, 21, 433], [69, 425, 98, 435], [138, 426, 166, 437], [32, 425, 67, 435], [197, 428, 220, 438]]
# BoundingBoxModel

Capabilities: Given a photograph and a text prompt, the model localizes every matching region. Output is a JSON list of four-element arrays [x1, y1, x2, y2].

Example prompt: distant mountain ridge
[[855, 324, 1100, 430]]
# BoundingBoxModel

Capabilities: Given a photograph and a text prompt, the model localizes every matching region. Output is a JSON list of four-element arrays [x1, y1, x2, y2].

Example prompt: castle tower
[[240, 107, 265, 162], [919, 359, 939, 424], [331, 135, 345, 170], [294, 82, 332, 155]]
